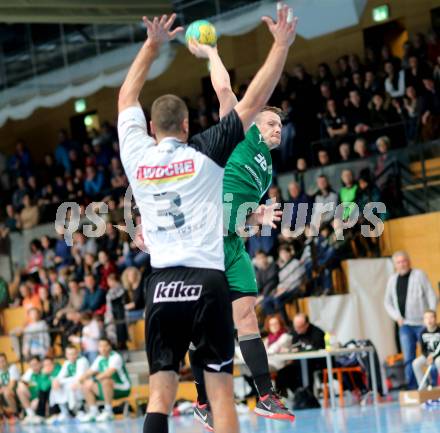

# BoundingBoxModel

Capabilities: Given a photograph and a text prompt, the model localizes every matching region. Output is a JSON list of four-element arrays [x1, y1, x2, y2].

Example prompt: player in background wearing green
[[187, 9, 298, 429], [0, 353, 20, 423], [78, 338, 131, 423]]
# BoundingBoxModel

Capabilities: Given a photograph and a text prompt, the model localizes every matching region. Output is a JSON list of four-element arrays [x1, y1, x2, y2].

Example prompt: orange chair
[[322, 366, 363, 407]]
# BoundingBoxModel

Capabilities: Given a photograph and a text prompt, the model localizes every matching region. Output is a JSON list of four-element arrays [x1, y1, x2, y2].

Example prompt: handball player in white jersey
[[117, 6, 297, 433]]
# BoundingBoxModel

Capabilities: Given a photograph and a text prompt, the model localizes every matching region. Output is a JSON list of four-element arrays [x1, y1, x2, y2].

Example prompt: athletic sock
[[143, 412, 168, 433], [104, 404, 113, 413], [89, 405, 99, 416], [239, 334, 273, 397], [25, 408, 35, 417], [189, 348, 209, 406], [59, 404, 69, 416]]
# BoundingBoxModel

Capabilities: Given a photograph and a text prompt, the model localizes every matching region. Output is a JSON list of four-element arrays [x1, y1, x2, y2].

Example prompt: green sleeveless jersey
[[223, 124, 272, 235]]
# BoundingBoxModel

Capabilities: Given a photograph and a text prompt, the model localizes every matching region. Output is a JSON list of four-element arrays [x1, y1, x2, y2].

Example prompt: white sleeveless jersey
[[118, 106, 244, 271]]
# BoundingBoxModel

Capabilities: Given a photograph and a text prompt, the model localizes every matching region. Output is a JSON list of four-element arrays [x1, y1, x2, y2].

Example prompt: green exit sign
[[373, 5, 390, 22]]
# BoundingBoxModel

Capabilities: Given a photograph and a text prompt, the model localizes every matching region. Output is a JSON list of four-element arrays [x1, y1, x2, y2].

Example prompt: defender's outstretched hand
[[187, 39, 218, 59], [261, 3, 298, 47], [143, 13, 184, 51]]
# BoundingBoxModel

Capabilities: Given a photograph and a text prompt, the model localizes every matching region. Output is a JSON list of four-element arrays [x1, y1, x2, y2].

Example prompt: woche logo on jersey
[[136, 159, 195, 184]]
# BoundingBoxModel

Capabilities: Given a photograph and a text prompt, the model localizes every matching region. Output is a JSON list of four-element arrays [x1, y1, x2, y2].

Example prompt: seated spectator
[[97, 250, 117, 291], [40, 235, 56, 269], [317, 148, 331, 167], [395, 86, 422, 143], [384, 61, 405, 98], [80, 274, 106, 314], [53, 278, 85, 327], [84, 166, 104, 200], [346, 89, 370, 134], [20, 194, 39, 230], [286, 181, 313, 231], [338, 142, 353, 162], [69, 312, 102, 363], [374, 136, 394, 188], [264, 315, 292, 372], [293, 158, 308, 190], [311, 175, 338, 227], [369, 93, 398, 128], [20, 308, 51, 360], [11, 177, 28, 211], [405, 55, 430, 94], [412, 310, 440, 388], [105, 274, 128, 350], [3, 204, 20, 233], [420, 77, 440, 141], [322, 99, 348, 139], [27, 239, 44, 275], [17, 355, 42, 424], [46, 282, 68, 328], [19, 282, 42, 313], [49, 345, 90, 421], [339, 169, 358, 220], [0, 353, 20, 420], [122, 267, 144, 322], [38, 285, 52, 323], [384, 251, 438, 390], [357, 171, 388, 222], [254, 250, 279, 305], [53, 231, 72, 269], [353, 137, 371, 159], [78, 338, 131, 422], [275, 313, 325, 396], [261, 244, 305, 323], [72, 232, 98, 261], [364, 70, 383, 99]]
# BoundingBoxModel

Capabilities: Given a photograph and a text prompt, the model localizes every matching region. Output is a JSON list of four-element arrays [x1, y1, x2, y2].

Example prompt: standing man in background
[[384, 251, 438, 389]]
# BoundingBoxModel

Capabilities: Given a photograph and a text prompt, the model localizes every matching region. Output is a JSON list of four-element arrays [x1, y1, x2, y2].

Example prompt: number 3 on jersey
[[153, 192, 185, 231]]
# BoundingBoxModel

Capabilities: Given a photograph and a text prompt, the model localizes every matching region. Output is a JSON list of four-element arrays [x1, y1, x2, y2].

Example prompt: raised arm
[[118, 14, 183, 113], [187, 41, 238, 118], [235, 4, 298, 130]]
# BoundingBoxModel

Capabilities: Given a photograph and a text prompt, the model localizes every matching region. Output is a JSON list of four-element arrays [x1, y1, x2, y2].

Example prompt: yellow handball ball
[[185, 20, 217, 47]]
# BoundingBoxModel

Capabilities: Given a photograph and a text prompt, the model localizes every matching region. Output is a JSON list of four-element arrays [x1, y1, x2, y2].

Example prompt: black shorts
[[145, 266, 235, 375]]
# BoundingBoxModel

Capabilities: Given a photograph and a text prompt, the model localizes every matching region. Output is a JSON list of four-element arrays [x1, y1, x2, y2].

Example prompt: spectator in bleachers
[[322, 99, 349, 140], [46, 282, 68, 328], [105, 273, 128, 350], [356, 171, 388, 222], [275, 313, 325, 396], [80, 274, 106, 314], [20, 308, 51, 359], [384, 61, 405, 98], [312, 175, 338, 227], [69, 312, 101, 363], [353, 137, 371, 159], [339, 169, 358, 220], [384, 251, 438, 389], [97, 250, 117, 291], [346, 89, 371, 134], [412, 309, 440, 388], [364, 70, 383, 99], [3, 204, 20, 233], [369, 93, 399, 129], [338, 142, 353, 162], [53, 278, 84, 328], [17, 355, 42, 424], [84, 166, 104, 200], [38, 285, 52, 323], [27, 239, 44, 274], [40, 235, 56, 268], [121, 267, 143, 322], [420, 77, 440, 141], [254, 250, 279, 306], [395, 86, 422, 143], [53, 231, 72, 269], [12, 177, 28, 211], [317, 149, 331, 167], [0, 353, 19, 420], [49, 345, 89, 422], [293, 158, 308, 190], [286, 181, 313, 231], [19, 194, 39, 230], [405, 55, 430, 94], [78, 338, 131, 423], [19, 282, 42, 313]]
